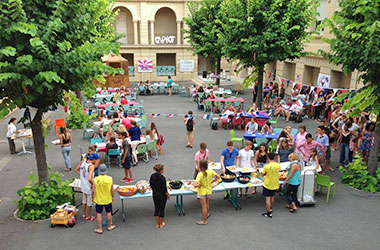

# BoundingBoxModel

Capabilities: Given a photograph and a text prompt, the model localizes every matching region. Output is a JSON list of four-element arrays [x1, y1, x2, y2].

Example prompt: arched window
[[114, 7, 134, 44], [154, 7, 177, 45]]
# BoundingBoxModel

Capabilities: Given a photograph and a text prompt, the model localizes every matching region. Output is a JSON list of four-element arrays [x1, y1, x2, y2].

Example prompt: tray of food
[[209, 162, 221, 170], [221, 173, 236, 182], [117, 186, 138, 197], [240, 167, 255, 173], [135, 180, 151, 194], [168, 180, 183, 190]]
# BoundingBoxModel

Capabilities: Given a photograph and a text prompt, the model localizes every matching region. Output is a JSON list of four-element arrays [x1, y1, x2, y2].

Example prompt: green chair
[[140, 115, 147, 129], [159, 85, 166, 94], [82, 124, 94, 141], [269, 115, 280, 128], [105, 96, 113, 102], [316, 174, 336, 204], [91, 137, 102, 145], [135, 144, 149, 163], [139, 100, 145, 113], [204, 100, 213, 113], [102, 124, 111, 133], [78, 145, 86, 161], [106, 148, 122, 168], [147, 141, 159, 160], [104, 105, 112, 113], [112, 122, 120, 131], [172, 85, 179, 94], [273, 128, 283, 134], [122, 105, 129, 111], [254, 138, 267, 148], [269, 140, 277, 152], [215, 101, 223, 113], [153, 85, 160, 95], [209, 114, 220, 126], [180, 87, 187, 97], [224, 101, 232, 108], [233, 100, 241, 109], [291, 128, 298, 137], [223, 93, 229, 99], [229, 130, 244, 149]]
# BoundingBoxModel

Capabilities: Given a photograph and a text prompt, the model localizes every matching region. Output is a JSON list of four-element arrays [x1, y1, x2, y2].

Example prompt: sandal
[[207, 214, 211, 219], [238, 193, 242, 198], [107, 225, 116, 231], [196, 221, 208, 225], [245, 193, 251, 198], [160, 222, 166, 229], [289, 208, 297, 213], [82, 215, 86, 219], [285, 205, 292, 209], [251, 190, 256, 195], [94, 229, 103, 234], [86, 216, 96, 222], [328, 168, 335, 172]]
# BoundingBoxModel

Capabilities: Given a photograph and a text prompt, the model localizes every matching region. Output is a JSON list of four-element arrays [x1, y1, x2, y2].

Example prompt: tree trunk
[[255, 64, 264, 109], [215, 57, 221, 86], [30, 110, 49, 184], [367, 113, 380, 175]]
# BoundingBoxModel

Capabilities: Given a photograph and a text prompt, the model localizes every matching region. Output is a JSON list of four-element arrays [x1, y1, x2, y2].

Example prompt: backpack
[[186, 117, 194, 131], [211, 122, 218, 130], [295, 114, 303, 123]]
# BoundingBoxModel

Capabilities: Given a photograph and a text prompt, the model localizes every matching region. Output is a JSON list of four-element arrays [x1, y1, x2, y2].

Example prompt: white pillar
[[133, 20, 138, 45], [176, 20, 181, 45], [150, 20, 155, 45]]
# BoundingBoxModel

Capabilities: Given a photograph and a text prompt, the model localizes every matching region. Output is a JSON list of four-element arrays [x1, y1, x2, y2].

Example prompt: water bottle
[[102, 216, 107, 228]]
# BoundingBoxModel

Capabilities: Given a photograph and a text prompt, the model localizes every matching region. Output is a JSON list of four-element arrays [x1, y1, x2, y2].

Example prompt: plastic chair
[[105, 96, 113, 102], [159, 85, 166, 94], [106, 148, 121, 168], [102, 124, 111, 133], [273, 128, 283, 134], [291, 128, 298, 137], [224, 101, 232, 109], [147, 141, 158, 160], [122, 105, 129, 111], [91, 137, 102, 145], [153, 85, 160, 95], [255, 138, 267, 147], [269, 115, 280, 128], [198, 98, 205, 111], [172, 85, 179, 94], [229, 130, 244, 149], [316, 174, 336, 203], [214, 101, 223, 113], [140, 115, 147, 129], [54, 119, 66, 136], [209, 114, 220, 126], [104, 105, 112, 113], [138, 86, 146, 95], [135, 144, 149, 163], [269, 140, 277, 152], [233, 115, 243, 130], [204, 100, 212, 113], [180, 87, 187, 97], [223, 93, 229, 99], [234, 100, 241, 108], [82, 124, 94, 141], [112, 122, 120, 131], [139, 100, 145, 113], [130, 92, 137, 101], [220, 117, 230, 130]]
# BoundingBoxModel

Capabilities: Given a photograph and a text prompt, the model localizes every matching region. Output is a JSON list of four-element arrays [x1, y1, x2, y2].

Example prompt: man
[[92, 164, 115, 234], [261, 152, 280, 218], [184, 110, 195, 148], [315, 126, 333, 174], [245, 117, 258, 134], [221, 141, 239, 199], [297, 133, 324, 163], [194, 142, 212, 179], [120, 132, 133, 183], [237, 141, 257, 197]]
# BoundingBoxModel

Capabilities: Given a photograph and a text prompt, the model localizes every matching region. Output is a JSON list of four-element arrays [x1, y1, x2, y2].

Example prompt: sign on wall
[[317, 73, 331, 89], [179, 60, 194, 72], [137, 60, 153, 73], [155, 35, 176, 45]]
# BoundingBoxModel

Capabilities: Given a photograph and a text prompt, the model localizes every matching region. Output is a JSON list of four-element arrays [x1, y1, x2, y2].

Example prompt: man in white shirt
[[237, 141, 257, 197], [245, 118, 258, 134]]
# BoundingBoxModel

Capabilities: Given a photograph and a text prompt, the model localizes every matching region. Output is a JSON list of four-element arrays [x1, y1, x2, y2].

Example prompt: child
[[75, 154, 96, 221], [120, 132, 133, 183], [92, 164, 115, 234], [261, 121, 273, 134], [307, 148, 321, 174], [261, 153, 280, 218]]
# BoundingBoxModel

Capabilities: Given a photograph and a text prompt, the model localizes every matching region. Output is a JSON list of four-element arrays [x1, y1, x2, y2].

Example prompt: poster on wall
[[317, 73, 331, 89], [137, 60, 153, 73], [179, 60, 194, 72]]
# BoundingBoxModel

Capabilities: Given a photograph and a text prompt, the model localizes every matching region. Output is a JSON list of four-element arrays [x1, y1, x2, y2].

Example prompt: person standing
[[184, 111, 195, 148], [297, 133, 323, 164], [59, 127, 72, 172], [295, 125, 307, 156], [221, 141, 239, 199], [128, 120, 142, 166], [92, 164, 115, 234], [194, 142, 212, 179], [120, 132, 133, 183], [315, 126, 333, 174], [252, 80, 258, 103], [261, 152, 280, 218], [6, 118, 19, 154], [149, 164, 169, 229], [167, 76, 173, 96], [282, 153, 302, 213], [237, 141, 257, 197], [194, 160, 220, 225], [339, 123, 352, 168]]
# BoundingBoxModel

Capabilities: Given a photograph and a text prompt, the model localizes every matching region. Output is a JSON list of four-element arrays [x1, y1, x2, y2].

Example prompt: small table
[[12, 129, 33, 156]]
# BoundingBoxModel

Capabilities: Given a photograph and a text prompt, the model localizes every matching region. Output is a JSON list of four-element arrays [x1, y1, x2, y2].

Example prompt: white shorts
[[82, 193, 94, 206], [130, 140, 140, 148]]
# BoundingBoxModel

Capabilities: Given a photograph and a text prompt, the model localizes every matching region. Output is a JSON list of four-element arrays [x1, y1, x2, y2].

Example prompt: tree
[[220, 0, 314, 108], [183, 0, 225, 85], [321, 0, 380, 175], [0, 0, 121, 183]]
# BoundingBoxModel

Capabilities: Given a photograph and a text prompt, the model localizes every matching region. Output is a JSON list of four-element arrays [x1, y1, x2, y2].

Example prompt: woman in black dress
[[149, 164, 169, 228]]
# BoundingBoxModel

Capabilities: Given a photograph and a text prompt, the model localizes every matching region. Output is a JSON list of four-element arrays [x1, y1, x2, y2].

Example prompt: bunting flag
[[202, 114, 210, 120], [316, 87, 321, 95], [281, 78, 285, 85], [167, 114, 176, 118], [297, 99, 306, 107], [151, 113, 160, 118], [51, 106, 56, 111], [134, 113, 143, 118], [123, 112, 127, 117], [236, 113, 242, 118], [341, 89, 347, 94], [106, 111, 109, 116]]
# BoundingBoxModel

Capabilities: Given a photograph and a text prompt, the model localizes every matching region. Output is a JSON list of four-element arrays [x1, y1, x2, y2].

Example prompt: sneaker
[[127, 178, 135, 183], [262, 212, 272, 218], [86, 216, 96, 222], [120, 177, 128, 182]]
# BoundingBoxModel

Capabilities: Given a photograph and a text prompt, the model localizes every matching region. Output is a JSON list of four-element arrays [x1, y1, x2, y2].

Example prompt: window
[[314, 0, 327, 32]]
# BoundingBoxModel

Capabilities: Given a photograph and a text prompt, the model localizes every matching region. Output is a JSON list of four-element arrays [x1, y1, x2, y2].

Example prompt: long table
[[243, 132, 280, 140], [96, 102, 138, 110]]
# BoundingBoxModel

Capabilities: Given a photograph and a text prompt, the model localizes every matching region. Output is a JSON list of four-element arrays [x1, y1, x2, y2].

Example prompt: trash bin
[[202, 71, 207, 78]]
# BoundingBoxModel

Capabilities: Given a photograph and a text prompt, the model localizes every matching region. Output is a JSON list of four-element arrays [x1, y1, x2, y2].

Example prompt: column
[[176, 20, 181, 45], [133, 20, 138, 45], [150, 20, 155, 45]]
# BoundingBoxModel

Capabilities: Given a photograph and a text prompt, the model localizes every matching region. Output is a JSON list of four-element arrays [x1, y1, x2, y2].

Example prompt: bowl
[[117, 187, 137, 197], [169, 180, 183, 189], [237, 175, 251, 184], [221, 174, 236, 183]]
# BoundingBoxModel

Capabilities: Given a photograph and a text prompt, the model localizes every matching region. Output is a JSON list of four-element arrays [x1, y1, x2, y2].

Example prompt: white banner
[[179, 60, 194, 72], [317, 73, 331, 89]]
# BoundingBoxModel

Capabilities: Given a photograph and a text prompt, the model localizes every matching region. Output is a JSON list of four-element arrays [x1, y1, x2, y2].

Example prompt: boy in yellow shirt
[[92, 164, 115, 233], [261, 152, 280, 218]]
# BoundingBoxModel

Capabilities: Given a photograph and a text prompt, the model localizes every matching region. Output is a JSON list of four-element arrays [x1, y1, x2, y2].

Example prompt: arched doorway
[[114, 7, 134, 44], [154, 7, 177, 45]]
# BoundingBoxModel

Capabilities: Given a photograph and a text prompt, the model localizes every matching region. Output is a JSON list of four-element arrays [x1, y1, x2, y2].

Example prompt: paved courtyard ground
[[0, 87, 379, 250]]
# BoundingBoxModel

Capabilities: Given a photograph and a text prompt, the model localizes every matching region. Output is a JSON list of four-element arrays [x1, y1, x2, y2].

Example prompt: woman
[[6, 118, 19, 154], [277, 139, 294, 163], [291, 85, 299, 100], [261, 121, 273, 134], [118, 124, 127, 134], [248, 103, 259, 113], [277, 126, 294, 147], [105, 127, 116, 142], [194, 160, 220, 225], [252, 80, 258, 103], [307, 148, 321, 173], [359, 122, 375, 162], [59, 127, 72, 171], [149, 164, 169, 229], [282, 153, 302, 213], [128, 120, 142, 165], [255, 143, 268, 168], [167, 76, 173, 97], [339, 123, 352, 168], [106, 136, 118, 158], [263, 94, 272, 111], [295, 125, 307, 155], [111, 112, 121, 125]]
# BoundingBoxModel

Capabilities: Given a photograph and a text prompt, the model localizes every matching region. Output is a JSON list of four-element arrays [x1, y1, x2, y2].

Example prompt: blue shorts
[[122, 155, 132, 170], [95, 203, 112, 214]]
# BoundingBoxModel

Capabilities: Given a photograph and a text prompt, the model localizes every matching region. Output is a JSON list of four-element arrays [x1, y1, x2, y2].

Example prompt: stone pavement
[[0, 88, 379, 250]]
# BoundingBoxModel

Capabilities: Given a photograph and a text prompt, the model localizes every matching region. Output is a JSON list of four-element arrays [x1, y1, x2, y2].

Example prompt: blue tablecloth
[[243, 132, 280, 140], [242, 112, 271, 119]]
